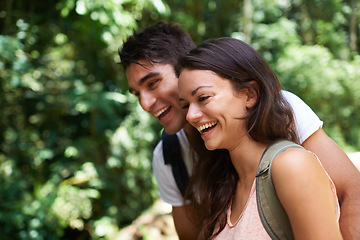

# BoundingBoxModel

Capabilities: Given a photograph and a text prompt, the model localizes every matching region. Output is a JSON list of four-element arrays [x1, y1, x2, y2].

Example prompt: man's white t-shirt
[[152, 91, 323, 206]]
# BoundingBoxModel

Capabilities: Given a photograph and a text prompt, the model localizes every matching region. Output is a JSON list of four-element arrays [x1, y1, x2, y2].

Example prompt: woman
[[176, 37, 342, 240]]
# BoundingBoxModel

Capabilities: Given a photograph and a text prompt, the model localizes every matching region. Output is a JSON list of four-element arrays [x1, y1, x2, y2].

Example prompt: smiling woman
[[178, 68, 252, 151], [176, 37, 342, 240]]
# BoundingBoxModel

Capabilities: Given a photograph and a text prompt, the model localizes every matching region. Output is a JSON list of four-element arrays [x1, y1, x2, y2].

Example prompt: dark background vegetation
[[0, 0, 359, 239]]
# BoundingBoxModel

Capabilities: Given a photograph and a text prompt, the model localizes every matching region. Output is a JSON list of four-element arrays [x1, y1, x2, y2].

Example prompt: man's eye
[[133, 91, 140, 98], [130, 91, 140, 98], [199, 96, 210, 102], [148, 79, 160, 88]]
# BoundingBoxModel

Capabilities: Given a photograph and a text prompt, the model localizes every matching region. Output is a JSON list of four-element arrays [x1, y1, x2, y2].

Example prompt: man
[[119, 21, 360, 239]]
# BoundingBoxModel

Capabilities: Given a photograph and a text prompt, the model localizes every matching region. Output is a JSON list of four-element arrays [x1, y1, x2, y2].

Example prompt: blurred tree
[[348, 0, 358, 54], [0, 0, 163, 239], [275, 44, 360, 150]]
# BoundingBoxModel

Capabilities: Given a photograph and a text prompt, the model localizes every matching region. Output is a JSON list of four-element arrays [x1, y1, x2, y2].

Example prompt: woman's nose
[[186, 104, 202, 124]]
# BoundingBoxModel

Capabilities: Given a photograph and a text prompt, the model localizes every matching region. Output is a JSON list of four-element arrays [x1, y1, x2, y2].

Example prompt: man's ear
[[245, 80, 259, 109]]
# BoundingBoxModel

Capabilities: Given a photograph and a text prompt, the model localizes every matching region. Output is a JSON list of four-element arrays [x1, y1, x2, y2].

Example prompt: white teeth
[[197, 121, 217, 133], [154, 106, 170, 118]]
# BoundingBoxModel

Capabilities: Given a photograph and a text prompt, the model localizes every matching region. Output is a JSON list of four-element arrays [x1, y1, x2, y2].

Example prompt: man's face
[[126, 60, 187, 134]]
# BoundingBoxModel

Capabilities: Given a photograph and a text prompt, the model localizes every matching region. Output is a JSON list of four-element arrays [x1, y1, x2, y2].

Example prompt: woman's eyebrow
[[179, 85, 213, 101], [191, 85, 212, 96]]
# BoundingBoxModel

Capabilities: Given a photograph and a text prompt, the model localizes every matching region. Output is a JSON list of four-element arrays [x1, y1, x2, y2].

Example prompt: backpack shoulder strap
[[162, 131, 190, 197], [256, 140, 304, 240]]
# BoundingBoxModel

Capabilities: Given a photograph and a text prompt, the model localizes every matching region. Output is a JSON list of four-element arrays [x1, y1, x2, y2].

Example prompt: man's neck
[[183, 123, 194, 139]]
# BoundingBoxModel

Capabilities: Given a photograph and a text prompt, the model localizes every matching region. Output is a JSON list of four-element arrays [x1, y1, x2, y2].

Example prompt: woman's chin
[[204, 142, 217, 151]]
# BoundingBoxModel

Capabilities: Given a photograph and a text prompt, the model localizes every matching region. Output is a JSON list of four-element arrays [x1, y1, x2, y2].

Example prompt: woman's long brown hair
[[177, 38, 299, 239]]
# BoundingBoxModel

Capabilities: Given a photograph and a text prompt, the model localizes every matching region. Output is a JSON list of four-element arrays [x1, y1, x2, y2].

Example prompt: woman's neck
[[229, 138, 267, 183]]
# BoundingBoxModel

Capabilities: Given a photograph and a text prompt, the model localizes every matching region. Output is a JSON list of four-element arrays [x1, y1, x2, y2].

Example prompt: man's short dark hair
[[119, 22, 196, 70]]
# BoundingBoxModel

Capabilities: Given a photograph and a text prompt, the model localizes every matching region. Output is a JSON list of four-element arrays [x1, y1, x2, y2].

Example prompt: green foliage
[[275, 45, 360, 150], [0, 0, 163, 239], [249, 17, 301, 63]]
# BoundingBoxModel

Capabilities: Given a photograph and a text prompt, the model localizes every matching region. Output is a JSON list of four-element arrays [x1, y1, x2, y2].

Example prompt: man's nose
[[139, 91, 156, 112]]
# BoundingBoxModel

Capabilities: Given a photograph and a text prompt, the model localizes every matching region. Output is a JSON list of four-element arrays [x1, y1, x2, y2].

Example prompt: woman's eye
[[199, 96, 210, 102], [182, 104, 189, 109]]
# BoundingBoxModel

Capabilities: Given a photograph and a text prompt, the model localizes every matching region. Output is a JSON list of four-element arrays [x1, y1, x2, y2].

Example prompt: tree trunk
[[299, 2, 313, 45], [349, 0, 358, 54], [244, 0, 252, 43]]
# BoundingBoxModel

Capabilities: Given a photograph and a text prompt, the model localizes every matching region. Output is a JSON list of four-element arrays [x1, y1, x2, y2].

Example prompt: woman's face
[[178, 69, 252, 151]]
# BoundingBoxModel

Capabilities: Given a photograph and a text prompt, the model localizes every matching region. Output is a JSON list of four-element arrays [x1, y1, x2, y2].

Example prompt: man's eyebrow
[[191, 85, 212, 96], [139, 72, 160, 85]]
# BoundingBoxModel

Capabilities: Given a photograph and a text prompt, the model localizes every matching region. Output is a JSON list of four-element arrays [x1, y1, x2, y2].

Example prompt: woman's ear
[[245, 81, 259, 109]]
